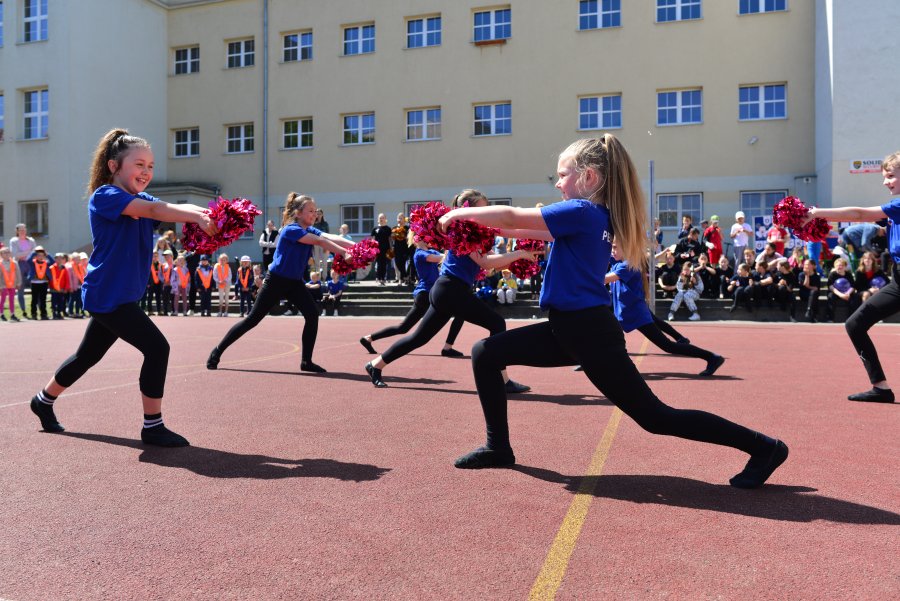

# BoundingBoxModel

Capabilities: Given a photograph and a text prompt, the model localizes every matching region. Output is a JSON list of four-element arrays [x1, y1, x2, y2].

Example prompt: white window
[[473, 102, 511, 136], [579, 0, 621, 30], [174, 46, 199, 75], [406, 108, 441, 141], [23, 88, 48, 140], [283, 118, 313, 149], [343, 112, 374, 145], [657, 193, 702, 229], [740, 190, 787, 224], [173, 128, 199, 158], [227, 38, 254, 68], [0, 92, 4, 143], [739, 84, 786, 120], [473, 7, 510, 42], [407, 15, 441, 48], [656, 0, 701, 22], [341, 204, 374, 236], [657, 89, 702, 126], [23, 0, 47, 42], [579, 95, 622, 130], [739, 0, 786, 15], [19, 200, 48, 237], [283, 31, 312, 62], [343, 24, 374, 56], [226, 123, 254, 154]]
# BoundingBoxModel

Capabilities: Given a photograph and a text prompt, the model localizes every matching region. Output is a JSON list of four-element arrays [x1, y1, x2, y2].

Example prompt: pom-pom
[[332, 238, 380, 275], [408, 201, 498, 255], [833, 277, 852, 294], [870, 276, 887, 289], [772, 196, 831, 242], [508, 239, 544, 280], [391, 225, 408, 242], [182, 196, 262, 254], [409, 202, 451, 249]]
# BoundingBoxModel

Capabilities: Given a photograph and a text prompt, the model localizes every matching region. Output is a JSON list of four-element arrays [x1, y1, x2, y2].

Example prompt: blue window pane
[[408, 111, 422, 126], [603, 96, 620, 111], [496, 104, 510, 119], [408, 20, 422, 34], [606, 112, 621, 128], [474, 105, 490, 120], [580, 15, 597, 30]]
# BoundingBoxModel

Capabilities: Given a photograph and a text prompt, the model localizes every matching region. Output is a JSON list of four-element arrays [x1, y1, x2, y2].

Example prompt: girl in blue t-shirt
[[364, 189, 536, 392], [29, 129, 217, 447], [207, 192, 354, 373], [438, 135, 788, 489], [803, 151, 900, 404], [358, 230, 466, 357]]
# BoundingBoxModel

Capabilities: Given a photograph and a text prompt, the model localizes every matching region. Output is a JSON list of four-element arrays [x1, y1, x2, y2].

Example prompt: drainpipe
[[262, 0, 269, 223]]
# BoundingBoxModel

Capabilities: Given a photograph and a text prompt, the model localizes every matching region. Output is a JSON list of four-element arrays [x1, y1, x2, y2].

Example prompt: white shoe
[[689, 313, 701, 321], [667, 313, 674, 321]]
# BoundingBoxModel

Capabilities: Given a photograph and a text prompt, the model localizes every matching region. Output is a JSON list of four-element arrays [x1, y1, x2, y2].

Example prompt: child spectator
[[28, 246, 52, 320], [742, 247, 757, 270], [727, 263, 754, 313], [673, 227, 703, 268], [694, 253, 717, 298], [68, 252, 86, 318], [656, 250, 679, 298], [497, 268, 518, 305], [797, 259, 821, 322], [49, 252, 70, 320], [702, 215, 723, 265], [306, 270, 324, 315], [787, 245, 806, 273], [252, 264, 264, 302], [755, 243, 785, 272], [144, 254, 163, 315], [825, 257, 860, 321], [854, 251, 888, 303], [235, 255, 255, 317], [194, 254, 214, 316], [0, 247, 22, 322], [676, 214, 693, 240], [730, 211, 753, 266], [324, 271, 346, 316], [160, 249, 174, 316], [751, 260, 775, 307], [766, 222, 790, 255], [772, 261, 798, 318], [715, 255, 733, 299], [213, 253, 232, 317], [669, 260, 703, 321], [172, 253, 191, 316]]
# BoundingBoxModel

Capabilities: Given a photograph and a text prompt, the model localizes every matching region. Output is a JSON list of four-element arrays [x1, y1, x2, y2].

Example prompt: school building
[[0, 0, 897, 259]]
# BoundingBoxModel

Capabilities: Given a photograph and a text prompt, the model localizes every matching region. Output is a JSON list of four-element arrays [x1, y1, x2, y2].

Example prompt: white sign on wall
[[849, 159, 882, 174]]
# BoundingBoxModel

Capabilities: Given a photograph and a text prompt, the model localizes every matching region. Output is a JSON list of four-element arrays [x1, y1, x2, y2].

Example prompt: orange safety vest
[[197, 267, 213, 290], [72, 262, 86, 285], [0, 262, 16, 288], [150, 264, 160, 285], [32, 259, 48, 281], [50, 264, 67, 292], [216, 264, 230, 288], [161, 262, 172, 286], [177, 267, 190, 289], [238, 267, 251, 290]]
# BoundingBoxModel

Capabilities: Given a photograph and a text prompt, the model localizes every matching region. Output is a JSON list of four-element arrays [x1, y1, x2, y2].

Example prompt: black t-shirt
[[773, 271, 797, 290], [372, 225, 393, 252], [715, 266, 734, 281], [657, 263, 680, 286], [827, 271, 854, 291]]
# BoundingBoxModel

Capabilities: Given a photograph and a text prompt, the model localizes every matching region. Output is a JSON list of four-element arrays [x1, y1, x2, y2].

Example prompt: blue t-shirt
[[326, 280, 345, 295], [412, 248, 442, 297], [440, 250, 480, 286], [880, 198, 900, 263], [539, 199, 613, 311], [82, 185, 161, 313], [268, 223, 322, 281], [609, 260, 653, 332]]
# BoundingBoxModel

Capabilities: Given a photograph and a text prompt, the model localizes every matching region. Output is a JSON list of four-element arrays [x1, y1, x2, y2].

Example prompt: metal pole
[[648, 160, 656, 312], [262, 0, 269, 224]]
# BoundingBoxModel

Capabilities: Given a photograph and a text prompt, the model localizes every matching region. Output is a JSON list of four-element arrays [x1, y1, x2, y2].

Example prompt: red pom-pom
[[182, 196, 262, 254], [409, 202, 451, 250], [332, 239, 380, 275], [409, 201, 498, 255], [772, 196, 831, 242], [508, 239, 544, 280]]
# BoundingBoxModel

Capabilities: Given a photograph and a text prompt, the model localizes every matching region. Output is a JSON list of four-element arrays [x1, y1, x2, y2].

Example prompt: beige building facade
[[1, 0, 897, 260]]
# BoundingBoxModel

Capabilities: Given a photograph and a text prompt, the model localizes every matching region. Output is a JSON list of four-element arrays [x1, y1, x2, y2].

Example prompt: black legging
[[637, 322, 715, 361], [215, 272, 318, 363], [845, 267, 900, 383], [375, 253, 389, 281], [471, 305, 765, 453], [652, 313, 682, 340], [54, 302, 169, 398], [381, 275, 504, 365], [370, 291, 464, 344]]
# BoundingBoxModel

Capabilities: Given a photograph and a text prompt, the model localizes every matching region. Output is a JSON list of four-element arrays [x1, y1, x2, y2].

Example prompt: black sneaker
[[700, 355, 725, 377], [454, 446, 516, 469], [30, 396, 64, 433], [441, 348, 465, 358], [300, 361, 327, 373], [359, 337, 377, 354], [141, 424, 190, 447], [10, 315, 20, 322], [729, 439, 789, 489], [847, 387, 895, 403], [573, 365, 584, 372], [0, 315, 7, 322], [365, 362, 387, 388], [206, 347, 221, 370], [505, 379, 530, 394]]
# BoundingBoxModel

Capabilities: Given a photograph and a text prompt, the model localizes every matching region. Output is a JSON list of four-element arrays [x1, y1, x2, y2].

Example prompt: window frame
[[23, 88, 49, 140], [406, 15, 441, 49], [473, 102, 511, 137], [341, 204, 375, 236], [19, 199, 48, 237], [174, 46, 200, 75], [283, 30, 313, 62], [282, 117, 313, 150], [655, 0, 702, 23], [473, 7, 511, 42], [342, 112, 375, 146], [739, 0, 787, 15], [173, 128, 199, 158], [405, 107, 441, 142], [739, 83, 787, 121], [225, 123, 254, 154], [656, 88, 703, 126], [578, 0, 622, 31], [578, 94, 622, 130], [656, 193, 703, 230], [226, 38, 255, 69], [343, 23, 375, 56], [22, 0, 47, 43]]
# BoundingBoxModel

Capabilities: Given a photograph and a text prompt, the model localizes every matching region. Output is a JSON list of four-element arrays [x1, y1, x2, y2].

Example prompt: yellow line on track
[[528, 338, 649, 600]]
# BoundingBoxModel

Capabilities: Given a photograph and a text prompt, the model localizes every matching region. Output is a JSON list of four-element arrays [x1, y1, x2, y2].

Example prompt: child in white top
[[213, 253, 232, 316]]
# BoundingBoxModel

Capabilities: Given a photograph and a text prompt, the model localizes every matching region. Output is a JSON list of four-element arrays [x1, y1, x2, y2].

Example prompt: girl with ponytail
[[438, 135, 788, 489], [29, 128, 217, 447]]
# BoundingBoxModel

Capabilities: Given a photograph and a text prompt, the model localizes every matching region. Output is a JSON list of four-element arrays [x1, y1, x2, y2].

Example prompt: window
[[19, 200, 48, 237], [739, 84, 786, 120], [23, 88, 48, 140], [657, 89, 702, 126], [579, 95, 621, 130], [226, 123, 254, 154], [407, 15, 441, 48], [489, 198, 511, 206], [283, 31, 312, 62], [579, 0, 621, 30], [656, 0, 701, 22], [174, 46, 199, 75], [283, 118, 313, 149], [474, 102, 511, 136], [341, 204, 374, 235], [657, 193, 702, 229], [740, 190, 787, 224], [739, 0, 786, 14], [0, 93, 4, 142], [343, 112, 374, 145], [406, 108, 441, 141], [173, 128, 199, 158], [227, 38, 254, 68], [343, 24, 374, 56], [23, 0, 47, 42], [473, 8, 510, 42], [404, 201, 439, 216]]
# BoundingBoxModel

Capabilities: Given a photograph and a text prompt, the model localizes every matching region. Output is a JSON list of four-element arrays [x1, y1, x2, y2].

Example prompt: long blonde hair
[[281, 192, 314, 226], [561, 135, 649, 295], [87, 128, 151, 194]]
